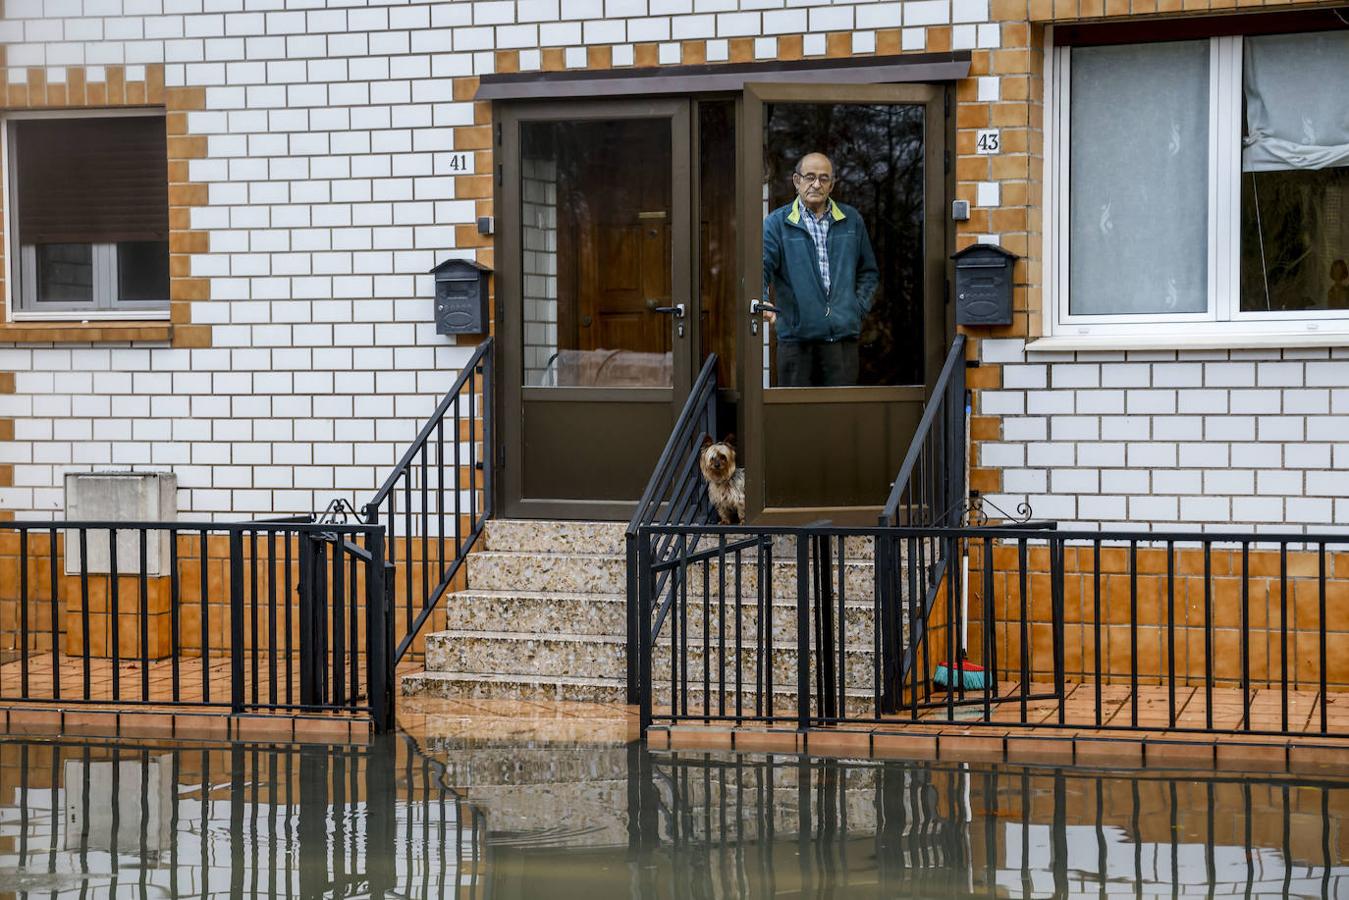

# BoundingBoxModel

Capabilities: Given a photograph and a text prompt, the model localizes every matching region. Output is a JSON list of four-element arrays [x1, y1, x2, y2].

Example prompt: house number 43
[[975, 130, 1001, 155]]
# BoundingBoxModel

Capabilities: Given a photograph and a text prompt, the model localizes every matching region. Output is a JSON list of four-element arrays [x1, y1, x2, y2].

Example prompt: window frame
[[1042, 28, 1349, 347], [2, 108, 172, 322]]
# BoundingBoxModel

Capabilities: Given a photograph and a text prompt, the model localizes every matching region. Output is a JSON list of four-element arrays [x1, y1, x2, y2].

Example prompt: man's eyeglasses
[[794, 172, 834, 186]]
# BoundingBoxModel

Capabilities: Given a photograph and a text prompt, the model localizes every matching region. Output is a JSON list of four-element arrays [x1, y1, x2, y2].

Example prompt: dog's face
[[699, 440, 737, 484]]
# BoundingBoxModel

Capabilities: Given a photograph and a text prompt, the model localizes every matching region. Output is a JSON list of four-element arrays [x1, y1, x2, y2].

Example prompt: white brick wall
[[0, 0, 989, 519], [978, 339, 1349, 533]]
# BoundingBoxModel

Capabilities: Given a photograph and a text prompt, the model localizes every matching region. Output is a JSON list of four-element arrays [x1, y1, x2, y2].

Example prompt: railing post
[[229, 529, 246, 716], [637, 529, 654, 731], [366, 529, 393, 733], [482, 339, 495, 520], [816, 533, 837, 721], [796, 532, 811, 731], [298, 530, 318, 708], [877, 533, 903, 714], [626, 534, 639, 704], [1051, 536, 1066, 725]]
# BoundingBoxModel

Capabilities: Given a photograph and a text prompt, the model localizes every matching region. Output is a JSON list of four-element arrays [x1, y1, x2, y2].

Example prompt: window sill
[[0, 322, 174, 344], [1026, 330, 1349, 353]]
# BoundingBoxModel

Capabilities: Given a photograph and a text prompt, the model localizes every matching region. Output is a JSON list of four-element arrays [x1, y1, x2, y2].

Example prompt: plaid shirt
[[800, 203, 832, 294]]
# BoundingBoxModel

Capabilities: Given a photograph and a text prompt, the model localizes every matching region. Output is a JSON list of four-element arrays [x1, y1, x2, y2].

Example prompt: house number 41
[[975, 129, 1001, 154]]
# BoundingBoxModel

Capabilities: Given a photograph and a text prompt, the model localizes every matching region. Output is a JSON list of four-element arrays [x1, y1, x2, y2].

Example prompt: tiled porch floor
[[913, 680, 1349, 734], [0, 650, 420, 711]]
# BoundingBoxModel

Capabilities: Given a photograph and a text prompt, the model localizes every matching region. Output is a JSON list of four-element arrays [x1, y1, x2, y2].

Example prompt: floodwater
[[1, 731, 1347, 898]]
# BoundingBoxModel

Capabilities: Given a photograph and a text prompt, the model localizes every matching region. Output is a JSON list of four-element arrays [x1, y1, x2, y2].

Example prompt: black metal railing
[[876, 335, 968, 709], [635, 522, 1349, 740], [625, 353, 720, 701], [362, 337, 493, 665], [880, 334, 968, 530], [0, 520, 394, 731]]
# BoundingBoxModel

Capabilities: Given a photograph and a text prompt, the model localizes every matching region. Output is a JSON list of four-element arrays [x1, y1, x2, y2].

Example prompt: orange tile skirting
[[648, 721, 1349, 774], [0, 703, 371, 744], [966, 544, 1349, 691]]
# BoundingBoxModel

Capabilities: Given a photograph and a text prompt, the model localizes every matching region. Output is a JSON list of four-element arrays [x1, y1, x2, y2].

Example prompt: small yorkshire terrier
[[699, 436, 746, 525]]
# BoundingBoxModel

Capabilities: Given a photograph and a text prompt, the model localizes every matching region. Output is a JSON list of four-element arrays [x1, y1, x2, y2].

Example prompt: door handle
[[653, 303, 686, 318], [750, 299, 780, 316]]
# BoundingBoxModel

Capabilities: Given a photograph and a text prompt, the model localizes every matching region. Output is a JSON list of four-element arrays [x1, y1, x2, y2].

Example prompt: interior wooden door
[[573, 126, 675, 356]]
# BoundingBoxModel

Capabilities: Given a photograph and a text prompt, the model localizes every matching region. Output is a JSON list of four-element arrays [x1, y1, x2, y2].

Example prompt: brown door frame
[[495, 97, 695, 520], [738, 82, 952, 524]]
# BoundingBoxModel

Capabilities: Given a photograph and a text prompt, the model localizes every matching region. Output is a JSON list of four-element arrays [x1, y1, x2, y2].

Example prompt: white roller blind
[[1243, 31, 1349, 173]]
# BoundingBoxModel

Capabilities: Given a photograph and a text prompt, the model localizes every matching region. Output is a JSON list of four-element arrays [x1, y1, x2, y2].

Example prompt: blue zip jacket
[[762, 198, 880, 343]]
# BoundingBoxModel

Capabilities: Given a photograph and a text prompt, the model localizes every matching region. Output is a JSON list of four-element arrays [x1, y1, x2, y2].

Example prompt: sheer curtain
[[1068, 41, 1210, 316], [1243, 31, 1349, 173]]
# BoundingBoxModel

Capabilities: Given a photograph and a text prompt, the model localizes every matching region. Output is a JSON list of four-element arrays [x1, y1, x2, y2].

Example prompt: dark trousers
[[776, 338, 860, 387]]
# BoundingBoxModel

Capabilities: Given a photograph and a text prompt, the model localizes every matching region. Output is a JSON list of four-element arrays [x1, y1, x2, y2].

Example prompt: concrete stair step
[[400, 669, 881, 721], [650, 645, 880, 693], [437, 590, 882, 642], [484, 519, 628, 556], [481, 520, 887, 561], [469, 550, 880, 597], [441, 590, 627, 636], [400, 670, 627, 704], [422, 630, 878, 690], [425, 629, 627, 681]]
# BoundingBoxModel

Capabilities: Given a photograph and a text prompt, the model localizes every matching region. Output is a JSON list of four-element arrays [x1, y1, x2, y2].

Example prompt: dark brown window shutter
[[15, 116, 169, 246]]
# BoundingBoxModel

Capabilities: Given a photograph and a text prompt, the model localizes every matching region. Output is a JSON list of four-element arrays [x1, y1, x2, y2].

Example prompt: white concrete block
[[980, 338, 1025, 364], [64, 473, 177, 574], [904, 0, 949, 25]]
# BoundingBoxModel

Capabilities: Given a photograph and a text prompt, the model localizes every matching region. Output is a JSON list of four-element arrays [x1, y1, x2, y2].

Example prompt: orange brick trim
[[0, 64, 212, 351], [0, 322, 173, 344], [0, 66, 210, 510]]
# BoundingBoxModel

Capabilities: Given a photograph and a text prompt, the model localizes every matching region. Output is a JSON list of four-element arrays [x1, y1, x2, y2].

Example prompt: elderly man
[[761, 152, 880, 387]]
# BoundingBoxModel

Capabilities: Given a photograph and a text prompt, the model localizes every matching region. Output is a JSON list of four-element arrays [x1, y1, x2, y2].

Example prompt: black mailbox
[[952, 244, 1017, 326], [431, 258, 491, 335]]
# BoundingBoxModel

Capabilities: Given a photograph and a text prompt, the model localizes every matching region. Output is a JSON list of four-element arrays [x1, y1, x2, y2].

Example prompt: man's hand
[[763, 309, 776, 325]]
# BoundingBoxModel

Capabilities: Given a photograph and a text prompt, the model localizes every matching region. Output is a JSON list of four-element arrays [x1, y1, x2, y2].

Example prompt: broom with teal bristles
[[933, 650, 987, 691]]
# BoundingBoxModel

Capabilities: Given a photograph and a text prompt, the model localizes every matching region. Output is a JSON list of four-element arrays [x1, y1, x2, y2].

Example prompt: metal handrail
[[362, 337, 494, 665], [365, 337, 494, 516], [880, 333, 967, 527], [625, 353, 719, 542], [624, 352, 719, 702]]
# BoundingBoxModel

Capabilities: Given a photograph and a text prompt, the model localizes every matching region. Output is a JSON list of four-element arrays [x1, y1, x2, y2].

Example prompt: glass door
[[738, 83, 948, 523], [498, 99, 693, 519]]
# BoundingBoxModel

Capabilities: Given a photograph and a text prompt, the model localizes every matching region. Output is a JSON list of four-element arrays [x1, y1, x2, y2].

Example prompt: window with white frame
[[6, 113, 170, 317], [1049, 28, 1349, 340]]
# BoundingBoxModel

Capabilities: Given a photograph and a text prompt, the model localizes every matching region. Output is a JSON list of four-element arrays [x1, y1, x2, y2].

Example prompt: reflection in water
[[1, 734, 1348, 897], [0, 735, 477, 898]]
